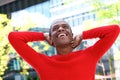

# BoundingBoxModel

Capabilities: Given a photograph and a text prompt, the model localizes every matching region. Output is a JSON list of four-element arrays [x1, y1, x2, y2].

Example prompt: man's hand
[[71, 34, 83, 49], [44, 33, 53, 46]]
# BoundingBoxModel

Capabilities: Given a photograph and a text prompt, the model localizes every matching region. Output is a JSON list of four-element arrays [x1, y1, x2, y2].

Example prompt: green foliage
[[92, 0, 120, 23], [0, 14, 13, 78], [91, 0, 120, 50]]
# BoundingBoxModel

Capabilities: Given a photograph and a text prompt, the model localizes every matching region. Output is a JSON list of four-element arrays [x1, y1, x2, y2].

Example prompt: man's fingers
[[72, 34, 83, 49]]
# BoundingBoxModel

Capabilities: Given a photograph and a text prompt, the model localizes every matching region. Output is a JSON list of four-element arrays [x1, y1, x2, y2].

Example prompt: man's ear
[[48, 37, 54, 46], [72, 33, 73, 37]]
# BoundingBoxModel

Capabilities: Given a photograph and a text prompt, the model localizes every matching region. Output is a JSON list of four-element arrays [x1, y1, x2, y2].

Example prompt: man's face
[[50, 20, 73, 47]]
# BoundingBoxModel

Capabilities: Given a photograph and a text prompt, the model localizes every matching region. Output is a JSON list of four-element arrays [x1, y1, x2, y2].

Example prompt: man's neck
[[56, 46, 73, 55]]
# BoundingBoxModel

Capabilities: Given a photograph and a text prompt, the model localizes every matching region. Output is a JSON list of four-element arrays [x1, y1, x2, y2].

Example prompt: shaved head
[[49, 19, 71, 36]]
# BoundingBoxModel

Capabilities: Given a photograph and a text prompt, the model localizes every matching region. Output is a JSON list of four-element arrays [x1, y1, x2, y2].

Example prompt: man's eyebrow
[[52, 24, 59, 27], [62, 23, 68, 25]]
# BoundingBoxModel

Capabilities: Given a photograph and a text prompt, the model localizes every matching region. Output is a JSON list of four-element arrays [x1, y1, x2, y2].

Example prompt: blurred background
[[0, 0, 120, 80]]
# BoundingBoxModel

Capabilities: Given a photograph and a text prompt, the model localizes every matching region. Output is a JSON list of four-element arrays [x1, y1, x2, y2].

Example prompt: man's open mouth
[[58, 33, 67, 38]]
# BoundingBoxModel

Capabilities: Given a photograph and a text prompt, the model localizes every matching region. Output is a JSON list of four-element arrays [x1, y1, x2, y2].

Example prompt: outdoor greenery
[[0, 14, 12, 80]]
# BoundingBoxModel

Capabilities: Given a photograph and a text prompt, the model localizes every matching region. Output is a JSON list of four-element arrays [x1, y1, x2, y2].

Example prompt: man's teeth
[[58, 33, 66, 38]]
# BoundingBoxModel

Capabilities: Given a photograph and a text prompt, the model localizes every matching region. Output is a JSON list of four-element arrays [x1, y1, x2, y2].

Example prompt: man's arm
[[82, 25, 120, 60], [8, 31, 45, 68]]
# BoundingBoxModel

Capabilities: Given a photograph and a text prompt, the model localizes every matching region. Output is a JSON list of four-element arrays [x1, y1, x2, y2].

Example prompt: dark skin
[[44, 19, 83, 55]]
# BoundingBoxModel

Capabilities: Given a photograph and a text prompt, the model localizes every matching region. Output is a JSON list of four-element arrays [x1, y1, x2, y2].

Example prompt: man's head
[[49, 19, 73, 48]]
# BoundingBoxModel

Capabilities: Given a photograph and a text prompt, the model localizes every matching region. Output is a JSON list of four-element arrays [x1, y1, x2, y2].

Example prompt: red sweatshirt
[[8, 25, 120, 80]]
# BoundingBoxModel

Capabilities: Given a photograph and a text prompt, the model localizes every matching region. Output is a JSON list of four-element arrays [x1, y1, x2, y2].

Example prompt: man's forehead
[[51, 19, 69, 27]]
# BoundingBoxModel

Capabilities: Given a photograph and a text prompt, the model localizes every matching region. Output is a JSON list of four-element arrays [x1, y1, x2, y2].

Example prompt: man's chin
[[56, 41, 70, 46]]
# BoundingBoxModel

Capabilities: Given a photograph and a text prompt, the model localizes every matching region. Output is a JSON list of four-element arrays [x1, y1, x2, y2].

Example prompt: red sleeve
[[83, 25, 120, 60], [8, 31, 45, 68]]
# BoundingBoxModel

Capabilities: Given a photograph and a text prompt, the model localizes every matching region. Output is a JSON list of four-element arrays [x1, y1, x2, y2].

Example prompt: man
[[45, 19, 83, 55], [8, 19, 120, 80]]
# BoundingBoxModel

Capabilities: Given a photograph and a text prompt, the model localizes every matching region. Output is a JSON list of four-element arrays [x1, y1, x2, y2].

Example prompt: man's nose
[[58, 26, 64, 32]]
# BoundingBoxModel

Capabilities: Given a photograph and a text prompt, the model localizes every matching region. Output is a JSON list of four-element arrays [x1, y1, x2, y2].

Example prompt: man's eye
[[52, 28, 57, 31], [63, 26, 66, 28], [52, 26, 59, 31], [63, 25, 68, 28]]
